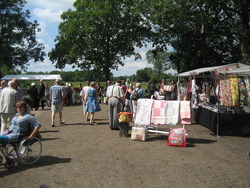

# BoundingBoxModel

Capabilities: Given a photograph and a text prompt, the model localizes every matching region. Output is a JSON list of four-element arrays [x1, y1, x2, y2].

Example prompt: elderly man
[[0, 80, 19, 133], [49, 79, 65, 127], [107, 80, 125, 130]]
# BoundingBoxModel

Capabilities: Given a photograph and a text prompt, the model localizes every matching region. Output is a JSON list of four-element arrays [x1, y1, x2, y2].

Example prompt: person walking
[[0, 80, 19, 133], [85, 82, 101, 125], [49, 79, 65, 127], [28, 83, 39, 110], [45, 83, 51, 107], [38, 79, 45, 110], [81, 81, 90, 118], [107, 80, 125, 130]]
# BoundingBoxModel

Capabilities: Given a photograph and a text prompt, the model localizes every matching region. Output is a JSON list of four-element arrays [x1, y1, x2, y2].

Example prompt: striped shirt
[[49, 84, 65, 105]]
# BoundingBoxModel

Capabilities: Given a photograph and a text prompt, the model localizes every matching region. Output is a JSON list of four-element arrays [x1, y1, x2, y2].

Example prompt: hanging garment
[[179, 101, 192, 125], [191, 79, 198, 108], [238, 77, 248, 106], [134, 99, 153, 127], [244, 76, 250, 95], [230, 76, 239, 107], [165, 101, 180, 125], [219, 78, 233, 107], [151, 100, 167, 125]]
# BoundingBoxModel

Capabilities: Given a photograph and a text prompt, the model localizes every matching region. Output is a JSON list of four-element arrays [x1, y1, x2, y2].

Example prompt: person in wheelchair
[[0, 101, 41, 145]]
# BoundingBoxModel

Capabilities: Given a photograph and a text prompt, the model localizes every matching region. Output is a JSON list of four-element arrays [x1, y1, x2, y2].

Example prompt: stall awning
[[177, 63, 250, 77], [1, 74, 62, 81], [227, 67, 250, 75]]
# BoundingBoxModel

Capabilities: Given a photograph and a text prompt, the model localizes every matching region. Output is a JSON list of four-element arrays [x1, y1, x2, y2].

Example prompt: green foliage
[[146, 49, 171, 80], [49, 0, 151, 81], [0, 0, 46, 72], [135, 0, 249, 73], [0, 65, 16, 78]]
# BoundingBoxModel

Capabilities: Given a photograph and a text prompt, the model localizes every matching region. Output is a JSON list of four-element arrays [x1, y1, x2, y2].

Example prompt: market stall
[[177, 63, 250, 136]]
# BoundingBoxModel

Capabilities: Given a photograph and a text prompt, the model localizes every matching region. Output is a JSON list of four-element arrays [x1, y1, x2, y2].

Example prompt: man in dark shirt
[[38, 79, 45, 110]]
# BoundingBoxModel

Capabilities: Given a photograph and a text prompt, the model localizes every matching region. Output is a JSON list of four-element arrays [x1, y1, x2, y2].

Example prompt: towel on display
[[179, 101, 192, 124], [151, 100, 167, 125], [134, 99, 153, 126], [165, 101, 180, 125]]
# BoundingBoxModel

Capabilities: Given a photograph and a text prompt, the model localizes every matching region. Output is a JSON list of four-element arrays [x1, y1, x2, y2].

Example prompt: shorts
[[51, 102, 63, 113]]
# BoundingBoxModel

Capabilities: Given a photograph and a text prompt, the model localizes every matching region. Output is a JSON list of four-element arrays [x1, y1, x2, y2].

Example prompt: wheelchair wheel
[[0, 155, 3, 163], [17, 137, 42, 165], [5, 159, 15, 169]]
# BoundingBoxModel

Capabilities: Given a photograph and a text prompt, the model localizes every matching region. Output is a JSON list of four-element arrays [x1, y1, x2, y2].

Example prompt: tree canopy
[[49, 0, 150, 81], [0, 0, 46, 76], [146, 49, 171, 81], [136, 0, 250, 73]]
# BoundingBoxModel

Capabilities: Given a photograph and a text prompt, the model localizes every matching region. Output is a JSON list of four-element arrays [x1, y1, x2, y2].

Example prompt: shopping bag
[[168, 128, 186, 147], [131, 127, 147, 141]]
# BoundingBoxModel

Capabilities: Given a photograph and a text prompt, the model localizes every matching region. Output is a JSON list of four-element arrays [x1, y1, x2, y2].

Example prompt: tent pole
[[216, 75, 220, 138]]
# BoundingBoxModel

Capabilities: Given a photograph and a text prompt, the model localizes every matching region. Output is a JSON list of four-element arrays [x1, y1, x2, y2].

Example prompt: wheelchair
[[0, 133, 42, 169]]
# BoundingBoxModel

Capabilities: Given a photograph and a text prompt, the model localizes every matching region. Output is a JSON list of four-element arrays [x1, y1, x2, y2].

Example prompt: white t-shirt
[[80, 86, 91, 99]]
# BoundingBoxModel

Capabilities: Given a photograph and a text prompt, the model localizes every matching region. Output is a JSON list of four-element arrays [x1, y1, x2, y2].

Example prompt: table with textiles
[[193, 106, 250, 136]]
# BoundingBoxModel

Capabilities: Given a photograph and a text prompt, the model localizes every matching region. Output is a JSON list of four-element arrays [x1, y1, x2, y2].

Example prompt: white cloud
[[33, 8, 63, 23], [27, 0, 75, 11]]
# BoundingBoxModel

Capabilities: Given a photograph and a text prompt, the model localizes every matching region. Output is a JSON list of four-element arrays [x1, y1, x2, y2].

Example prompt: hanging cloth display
[[229, 76, 239, 107], [238, 77, 248, 106], [219, 76, 233, 107]]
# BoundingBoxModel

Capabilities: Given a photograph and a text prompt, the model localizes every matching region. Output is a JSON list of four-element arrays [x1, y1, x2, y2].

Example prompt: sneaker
[[51, 123, 55, 127], [59, 121, 65, 124]]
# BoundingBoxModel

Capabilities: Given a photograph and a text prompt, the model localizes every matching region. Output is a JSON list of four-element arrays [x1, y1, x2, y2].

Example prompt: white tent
[[177, 63, 250, 77], [227, 66, 250, 75], [1, 74, 62, 81]]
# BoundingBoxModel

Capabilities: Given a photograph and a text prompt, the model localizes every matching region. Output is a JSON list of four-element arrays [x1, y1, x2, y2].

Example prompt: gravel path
[[0, 103, 250, 188]]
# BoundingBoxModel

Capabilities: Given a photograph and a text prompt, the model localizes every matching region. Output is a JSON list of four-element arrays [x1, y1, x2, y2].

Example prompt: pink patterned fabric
[[179, 101, 192, 125], [219, 78, 232, 106], [134, 99, 153, 127], [151, 100, 167, 125]]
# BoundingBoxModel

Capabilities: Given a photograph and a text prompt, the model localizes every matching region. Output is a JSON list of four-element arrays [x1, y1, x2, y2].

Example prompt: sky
[[24, 0, 158, 77]]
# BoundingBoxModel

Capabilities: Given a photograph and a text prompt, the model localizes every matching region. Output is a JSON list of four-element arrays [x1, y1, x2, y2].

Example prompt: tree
[[146, 49, 171, 80], [0, 0, 46, 73], [135, 0, 249, 73], [136, 67, 153, 82], [49, 0, 150, 81]]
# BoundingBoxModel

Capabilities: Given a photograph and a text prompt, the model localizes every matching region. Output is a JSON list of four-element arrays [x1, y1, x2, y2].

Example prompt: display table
[[194, 106, 250, 136]]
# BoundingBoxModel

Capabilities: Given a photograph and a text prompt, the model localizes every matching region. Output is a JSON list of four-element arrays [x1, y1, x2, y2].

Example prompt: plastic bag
[[168, 128, 186, 147]]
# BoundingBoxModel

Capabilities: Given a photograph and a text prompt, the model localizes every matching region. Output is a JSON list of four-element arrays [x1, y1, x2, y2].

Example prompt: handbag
[[131, 127, 147, 141]]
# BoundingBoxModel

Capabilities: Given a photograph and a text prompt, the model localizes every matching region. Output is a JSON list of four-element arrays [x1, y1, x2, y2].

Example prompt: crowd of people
[[0, 77, 177, 144]]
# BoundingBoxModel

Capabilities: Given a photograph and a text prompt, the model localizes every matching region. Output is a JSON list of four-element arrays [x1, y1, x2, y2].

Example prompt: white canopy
[[1, 74, 62, 81], [227, 66, 250, 75], [177, 63, 249, 77]]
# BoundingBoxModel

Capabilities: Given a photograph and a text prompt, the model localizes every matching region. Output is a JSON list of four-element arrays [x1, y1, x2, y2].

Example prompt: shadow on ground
[[0, 155, 71, 177]]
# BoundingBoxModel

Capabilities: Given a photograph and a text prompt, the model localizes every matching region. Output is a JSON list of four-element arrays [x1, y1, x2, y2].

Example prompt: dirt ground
[[0, 103, 250, 188]]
